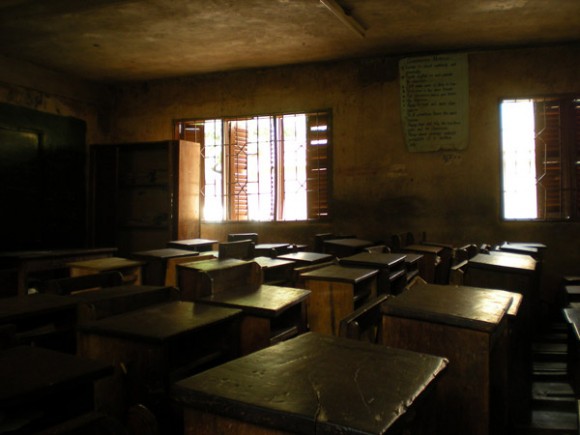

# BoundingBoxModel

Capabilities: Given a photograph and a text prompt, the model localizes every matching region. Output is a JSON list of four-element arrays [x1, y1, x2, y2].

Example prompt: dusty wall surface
[[2, 44, 579, 310], [106, 43, 580, 309], [0, 55, 111, 145]]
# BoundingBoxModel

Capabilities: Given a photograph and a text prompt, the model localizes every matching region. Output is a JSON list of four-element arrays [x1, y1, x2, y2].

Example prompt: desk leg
[[240, 316, 270, 355]]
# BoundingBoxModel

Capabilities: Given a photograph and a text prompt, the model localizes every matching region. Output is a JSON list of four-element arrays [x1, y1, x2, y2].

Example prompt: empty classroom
[[1, 2, 580, 434]]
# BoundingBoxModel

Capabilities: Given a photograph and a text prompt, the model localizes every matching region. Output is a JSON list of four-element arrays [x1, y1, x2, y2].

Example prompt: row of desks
[[0, 240, 543, 434], [0, 263, 532, 435]]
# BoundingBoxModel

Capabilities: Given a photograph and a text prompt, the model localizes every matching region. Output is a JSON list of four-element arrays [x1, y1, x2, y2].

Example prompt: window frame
[[174, 110, 332, 223], [499, 94, 580, 222]]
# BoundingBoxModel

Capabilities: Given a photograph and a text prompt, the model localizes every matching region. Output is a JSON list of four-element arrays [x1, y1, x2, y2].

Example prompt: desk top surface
[[403, 244, 443, 255], [277, 251, 334, 264], [79, 301, 241, 342], [132, 248, 199, 260], [382, 284, 511, 332], [324, 238, 374, 248], [402, 253, 423, 263], [199, 285, 310, 317], [0, 247, 117, 262], [340, 252, 406, 268], [167, 239, 218, 247], [172, 332, 447, 434], [70, 284, 175, 303], [499, 242, 543, 255], [300, 264, 378, 283], [252, 256, 295, 269], [0, 293, 76, 322], [254, 243, 290, 249], [177, 258, 252, 273], [67, 256, 144, 270], [0, 345, 112, 405], [413, 283, 522, 318], [468, 252, 537, 272]]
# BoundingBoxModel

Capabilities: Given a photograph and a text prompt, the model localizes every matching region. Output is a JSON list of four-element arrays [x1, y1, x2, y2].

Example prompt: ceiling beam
[[320, 0, 366, 38]]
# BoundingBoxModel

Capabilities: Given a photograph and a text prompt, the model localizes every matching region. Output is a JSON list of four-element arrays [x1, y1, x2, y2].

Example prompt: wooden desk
[[172, 332, 448, 435], [340, 252, 407, 295], [401, 244, 443, 283], [464, 252, 538, 337], [68, 257, 145, 285], [71, 284, 179, 323], [252, 256, 295, 285], [277, 251, 335, 266], [300, 264, 378, 335], [77, 301, 242, 428], [0, 345, 112, 433], [131, 248, 198, 285], [0, 293, 77, 351], [0, 247, 117, 296], [167, 238, 217, 252], [403, 253, 423, 282], [411, 283, 529, 425], [254, 243, 291, 257], [322, 238, 374, 258], [498, 242, 545, 260], [176, 258, 261, 301], [381, 284, 511, 435], [198, 284, 310, 354]]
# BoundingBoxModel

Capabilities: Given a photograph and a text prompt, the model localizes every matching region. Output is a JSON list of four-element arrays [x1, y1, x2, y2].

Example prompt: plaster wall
[[107, 43, 580, 311], [1, 44, 579, 313]]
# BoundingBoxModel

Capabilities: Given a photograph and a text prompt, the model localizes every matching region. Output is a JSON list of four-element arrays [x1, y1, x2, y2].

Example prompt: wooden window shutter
[[306, 112, 330, 219], [535, 100, 563, 219], [228, 123, 249, 220]]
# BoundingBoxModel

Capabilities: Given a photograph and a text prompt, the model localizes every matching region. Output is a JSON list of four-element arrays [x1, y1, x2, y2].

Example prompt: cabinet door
[[90, 140, 201, 254]]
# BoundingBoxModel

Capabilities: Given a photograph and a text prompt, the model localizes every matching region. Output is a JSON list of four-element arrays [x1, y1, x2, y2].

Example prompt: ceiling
[[0, 0, 579, 83]]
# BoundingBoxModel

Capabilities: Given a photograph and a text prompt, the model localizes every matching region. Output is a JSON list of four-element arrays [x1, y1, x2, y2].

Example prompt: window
[[175, 111, 330, 222], [500, 96, 580, 221]]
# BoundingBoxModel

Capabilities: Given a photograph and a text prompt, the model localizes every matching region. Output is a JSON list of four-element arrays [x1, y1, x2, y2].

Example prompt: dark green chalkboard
[[0, 103, 87, 250]]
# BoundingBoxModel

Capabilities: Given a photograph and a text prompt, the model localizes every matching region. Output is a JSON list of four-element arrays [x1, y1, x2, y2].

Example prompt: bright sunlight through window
[[501, 99, 538, 219]]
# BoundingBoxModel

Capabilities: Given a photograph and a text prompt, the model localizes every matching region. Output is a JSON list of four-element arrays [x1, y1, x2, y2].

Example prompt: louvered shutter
[[535, 100, 563, 219], [228, 123, 249, 220], [306, 112, 330, 219]]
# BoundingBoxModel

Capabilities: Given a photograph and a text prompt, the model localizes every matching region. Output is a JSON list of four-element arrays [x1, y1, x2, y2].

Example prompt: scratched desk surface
[[198, 285, 310, 318], [172, 332, 447, 434]]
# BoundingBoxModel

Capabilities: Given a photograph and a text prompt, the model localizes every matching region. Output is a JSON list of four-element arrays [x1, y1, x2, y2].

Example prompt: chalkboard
[[0, 103, 87, 250], [399, 54, 469, 152]]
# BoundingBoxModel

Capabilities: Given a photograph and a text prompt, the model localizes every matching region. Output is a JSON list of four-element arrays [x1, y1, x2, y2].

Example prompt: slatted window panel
[[228, 124, 249, 220], [534, 97, 580, 220], [306, 112, 330, 220]]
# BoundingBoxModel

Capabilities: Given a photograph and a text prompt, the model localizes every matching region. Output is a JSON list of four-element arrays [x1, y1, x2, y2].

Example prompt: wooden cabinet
[[89, 140, 200, 255]]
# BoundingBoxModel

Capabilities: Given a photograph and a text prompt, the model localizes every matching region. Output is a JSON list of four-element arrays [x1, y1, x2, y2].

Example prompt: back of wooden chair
[[42, 271, 124, 295], [218, 239, 255, 260], [339, 294, 391, 343], [165, 254, 216, 287], [199, 261, 262, 297]]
